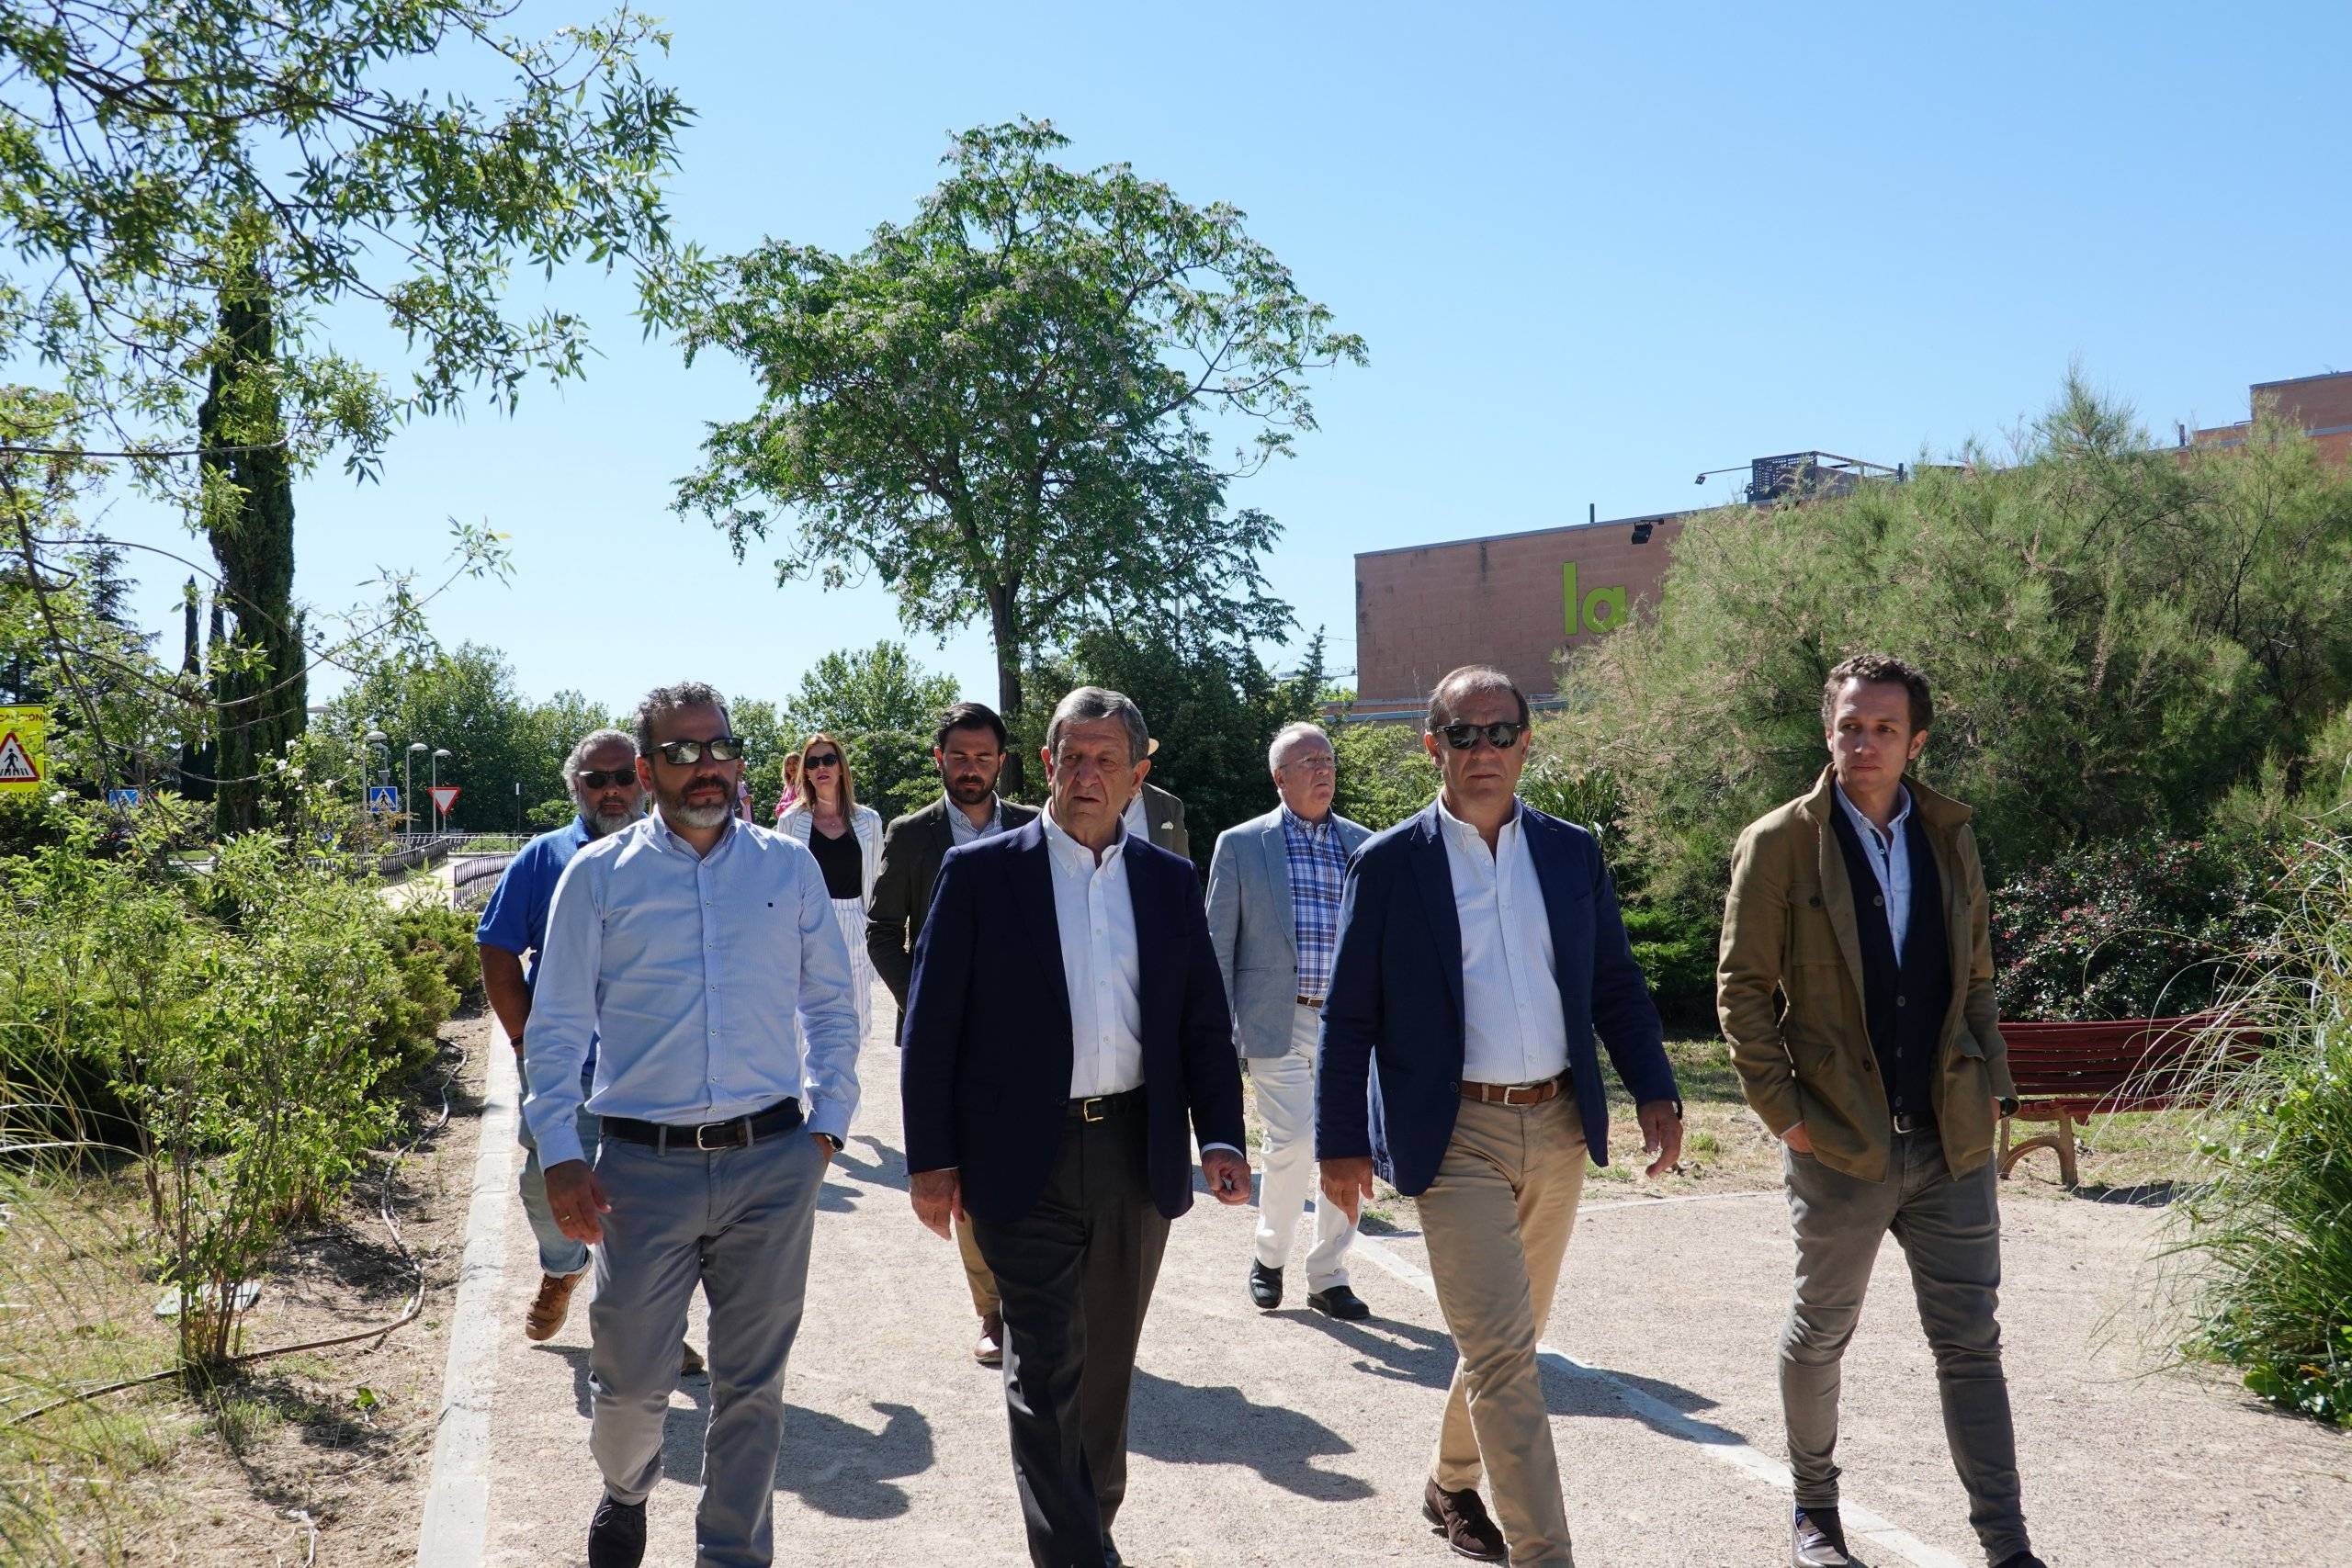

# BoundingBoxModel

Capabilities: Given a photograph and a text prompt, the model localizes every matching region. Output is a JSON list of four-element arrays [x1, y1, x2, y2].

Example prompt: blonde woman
[[775, 733, 883, 1043]]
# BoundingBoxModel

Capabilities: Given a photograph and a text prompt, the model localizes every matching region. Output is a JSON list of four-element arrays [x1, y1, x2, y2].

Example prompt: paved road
[[426, 1014, 2352, 1568]]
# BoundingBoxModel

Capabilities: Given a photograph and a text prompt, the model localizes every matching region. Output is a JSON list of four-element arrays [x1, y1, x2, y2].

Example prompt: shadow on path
[[1128, 1369, 1374, 1502]]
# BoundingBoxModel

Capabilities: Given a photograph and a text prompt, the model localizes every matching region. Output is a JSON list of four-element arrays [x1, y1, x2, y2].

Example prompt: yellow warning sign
[[0, 705, 49, 793]]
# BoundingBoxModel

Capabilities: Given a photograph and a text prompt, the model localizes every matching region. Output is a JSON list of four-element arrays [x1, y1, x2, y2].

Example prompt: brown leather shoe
[[525, 1269, 586, 1342], [679, 1340, 705, 1379], [974, 1310, 1004, 1368], [1423, 1479, 1507, 1562]]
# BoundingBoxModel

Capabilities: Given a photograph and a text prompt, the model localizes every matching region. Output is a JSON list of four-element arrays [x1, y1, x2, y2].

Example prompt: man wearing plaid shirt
[[1206, 721, 1375, 1319]]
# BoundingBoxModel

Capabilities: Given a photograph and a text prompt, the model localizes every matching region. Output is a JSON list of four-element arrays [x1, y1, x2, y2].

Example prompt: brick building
[[1349, 370, 2352, 719]]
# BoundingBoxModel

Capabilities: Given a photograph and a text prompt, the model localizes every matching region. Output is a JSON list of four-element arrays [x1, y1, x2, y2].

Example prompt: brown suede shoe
[[525, 1269, 586, 1342], [974, 1310, 1004, 1368], [1423, 1479, 1507, 1562], [679, 1340, 705, 1379]]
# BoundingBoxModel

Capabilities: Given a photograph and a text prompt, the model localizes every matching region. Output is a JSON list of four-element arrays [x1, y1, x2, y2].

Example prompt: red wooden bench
[[1995, 1014, 2244, 1186]]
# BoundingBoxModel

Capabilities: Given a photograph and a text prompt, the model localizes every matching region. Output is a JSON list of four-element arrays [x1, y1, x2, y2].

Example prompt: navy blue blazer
[[1316, 801, 1678, 1197], [899, 818, 1248, 1225]]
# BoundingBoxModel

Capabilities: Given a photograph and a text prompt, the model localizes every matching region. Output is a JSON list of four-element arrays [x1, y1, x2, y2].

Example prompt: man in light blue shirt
[[477, 726, 695, 1377], [526, 681, 862, 1568]]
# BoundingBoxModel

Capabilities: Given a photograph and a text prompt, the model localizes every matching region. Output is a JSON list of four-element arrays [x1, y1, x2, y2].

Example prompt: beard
[[578, 795, 644, 838], [944, 771, 995, 806], [659, 773, 735, 829]]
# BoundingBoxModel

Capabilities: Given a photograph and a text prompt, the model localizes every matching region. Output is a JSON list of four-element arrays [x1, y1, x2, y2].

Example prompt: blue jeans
[[516, 1061, 599, 1278]]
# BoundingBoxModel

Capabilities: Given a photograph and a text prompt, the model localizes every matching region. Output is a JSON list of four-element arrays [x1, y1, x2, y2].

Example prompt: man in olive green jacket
[[1718, 653, 2046, 1568]]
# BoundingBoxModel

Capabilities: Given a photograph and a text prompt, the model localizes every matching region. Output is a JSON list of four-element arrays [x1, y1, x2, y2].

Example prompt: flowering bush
[[1991, 836, 2273, 1021]]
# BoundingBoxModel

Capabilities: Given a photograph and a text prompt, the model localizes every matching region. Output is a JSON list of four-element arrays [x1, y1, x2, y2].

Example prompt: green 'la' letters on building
[[1562, 562, 1627, 638]]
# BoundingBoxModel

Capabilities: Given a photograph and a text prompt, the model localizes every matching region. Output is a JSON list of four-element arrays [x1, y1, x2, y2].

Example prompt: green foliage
[[319, 645, 616, 832], [1025, 627, 1326, 862], [782, 641, 961, 742], [2176, 832, 2352, 1427], [1619, 904, 1719, 1032], [0, 0, 691, 480], [768, 641, 962, 822], [1329, 719, 1433, 832], [666, 118, 1363, 789], [0, 811, 463, 1366], [1554, 379, 2352, 905], [1991, 836, 2273, 1021]]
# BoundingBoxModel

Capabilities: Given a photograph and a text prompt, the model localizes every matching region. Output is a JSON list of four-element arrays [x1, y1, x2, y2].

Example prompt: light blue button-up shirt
[[521, 808, 863, 1166], [1834, 781, 1914, 955]]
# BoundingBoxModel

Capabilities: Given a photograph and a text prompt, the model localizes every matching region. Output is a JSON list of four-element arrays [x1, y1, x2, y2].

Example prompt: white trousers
[[1251, 1002, 1356, 1290], [796, 895, 875, 1049]]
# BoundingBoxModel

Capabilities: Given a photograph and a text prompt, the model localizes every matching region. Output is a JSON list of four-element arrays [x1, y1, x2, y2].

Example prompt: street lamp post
[[365, 728, 389, 815], [405, 741, 427, 834], [431, 748, 452, 833]]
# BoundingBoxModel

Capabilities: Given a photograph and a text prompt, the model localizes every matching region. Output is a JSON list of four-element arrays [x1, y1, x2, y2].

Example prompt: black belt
[[603, 1097, 802, 1152], [1891, 1111, 1935, 1135], [1067, 1089, 1146, 1122]]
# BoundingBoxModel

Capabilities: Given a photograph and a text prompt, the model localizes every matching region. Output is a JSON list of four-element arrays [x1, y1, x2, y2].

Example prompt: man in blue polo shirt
[[476, 727, 698, 1372]]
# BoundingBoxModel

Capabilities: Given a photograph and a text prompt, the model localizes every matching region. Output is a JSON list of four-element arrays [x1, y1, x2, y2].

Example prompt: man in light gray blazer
[[1206, 721, 1374, 1319]]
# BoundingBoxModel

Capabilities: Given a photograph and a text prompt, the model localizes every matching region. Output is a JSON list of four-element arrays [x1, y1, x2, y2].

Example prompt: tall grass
[[2173, 829, 2352, 1427]]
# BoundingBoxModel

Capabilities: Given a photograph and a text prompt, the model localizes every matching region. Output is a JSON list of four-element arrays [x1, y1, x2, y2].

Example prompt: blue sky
[[96, 0, 2352, 716]]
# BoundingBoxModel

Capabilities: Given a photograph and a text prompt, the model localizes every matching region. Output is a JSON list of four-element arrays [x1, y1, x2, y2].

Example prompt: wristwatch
[[1997, 1095, 2019, 1117], [813, 1131, 843, 1154]]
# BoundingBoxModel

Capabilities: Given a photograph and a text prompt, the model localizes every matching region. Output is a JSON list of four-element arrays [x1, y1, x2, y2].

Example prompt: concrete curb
[[413, 1024, 520, 1568]]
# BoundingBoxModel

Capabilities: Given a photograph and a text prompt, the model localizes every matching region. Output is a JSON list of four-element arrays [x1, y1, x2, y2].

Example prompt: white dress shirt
[[1437, 795, 1570, 1085], [947, 792, 1009, 848], [1040, 809, 1243, 1156], [1121, 792, 1150, 843], [1834, 781, 1914, 955], [1043, 810, 1148, 1097]]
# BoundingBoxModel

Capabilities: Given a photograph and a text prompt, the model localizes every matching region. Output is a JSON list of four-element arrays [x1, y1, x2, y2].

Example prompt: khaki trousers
[[1418, 1095, 1588, 1568], [956, 1214, 1000, 1316]]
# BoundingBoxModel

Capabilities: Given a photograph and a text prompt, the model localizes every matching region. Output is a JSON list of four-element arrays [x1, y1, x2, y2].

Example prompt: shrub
[[0, 820, 467, 1364], [1621, 903, 1717, 1032], [1992, 836, 2272, 1021], [1550, 380, 2352, 907], [2174, 830, 2352, 1427], [1330, 719, 1432, 832]]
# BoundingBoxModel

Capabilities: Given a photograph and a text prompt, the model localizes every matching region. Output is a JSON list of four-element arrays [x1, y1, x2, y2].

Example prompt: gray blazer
[[1204, 806, 1372, 1057]]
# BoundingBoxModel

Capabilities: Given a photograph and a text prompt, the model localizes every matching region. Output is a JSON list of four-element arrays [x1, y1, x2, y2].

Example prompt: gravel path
[[437, 1015, 2352, 1568]]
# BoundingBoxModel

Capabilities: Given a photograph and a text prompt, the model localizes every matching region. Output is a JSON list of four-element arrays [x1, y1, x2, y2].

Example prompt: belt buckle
[[695, 1119, 741, 1151], [1080, 1097, 1106, 1123]]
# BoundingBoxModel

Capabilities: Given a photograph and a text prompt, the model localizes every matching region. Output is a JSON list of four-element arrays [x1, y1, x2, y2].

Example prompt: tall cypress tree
[[198, 261, 304, 836]]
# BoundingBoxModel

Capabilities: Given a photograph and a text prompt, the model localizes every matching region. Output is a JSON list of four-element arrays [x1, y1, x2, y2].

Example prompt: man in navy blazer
[[902, 686, 1250, 1568], [1318, 665, 1681, 1568]]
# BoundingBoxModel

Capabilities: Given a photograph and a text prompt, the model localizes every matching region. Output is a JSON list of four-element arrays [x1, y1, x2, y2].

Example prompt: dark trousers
[[971, 1108, 1170, 1568]]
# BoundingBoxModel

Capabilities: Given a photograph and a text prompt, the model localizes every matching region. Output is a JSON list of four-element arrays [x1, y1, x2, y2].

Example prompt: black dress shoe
[[1306, 1284, 1371, 1321], [1102, 1534, 1123, 1566], [586, 1495, 646, 1568], [1992, 1555, 2046, 1568], [1248, 1259, 1283, 1310]]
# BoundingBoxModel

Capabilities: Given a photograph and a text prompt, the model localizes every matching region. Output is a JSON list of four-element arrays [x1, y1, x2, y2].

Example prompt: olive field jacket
[[1716, 767, 2017, 1183]]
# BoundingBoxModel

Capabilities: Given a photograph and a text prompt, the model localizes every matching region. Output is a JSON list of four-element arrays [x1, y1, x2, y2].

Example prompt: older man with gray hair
[[901, 685, 1250, 1568], [478, 727, 695, 1373], [526, 681, 863, 1568], [1207, 719, 1374, 1320]]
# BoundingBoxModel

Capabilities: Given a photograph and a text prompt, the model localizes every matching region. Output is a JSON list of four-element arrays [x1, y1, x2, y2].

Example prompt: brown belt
[[1460, 1076, 1566, 1107], [1295, 995, 1324, 1010]]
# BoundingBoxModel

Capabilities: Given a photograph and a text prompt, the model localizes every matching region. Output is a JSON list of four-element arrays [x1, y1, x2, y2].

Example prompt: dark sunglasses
[[802, 752, 842, 769], [650, 736, 745, 766], [1438, 721, 1527, 751], [576, 768, 639, 790]]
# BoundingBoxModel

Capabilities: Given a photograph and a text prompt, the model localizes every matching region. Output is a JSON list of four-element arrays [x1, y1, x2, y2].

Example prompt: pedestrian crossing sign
[[0, 706, 47, 793]]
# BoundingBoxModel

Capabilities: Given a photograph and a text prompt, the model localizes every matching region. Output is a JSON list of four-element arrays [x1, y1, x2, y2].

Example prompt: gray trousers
[[1781, 1132, 2029, 1565], [589, 1125, 826, 1568], [517, 1061, 598, 1278]]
